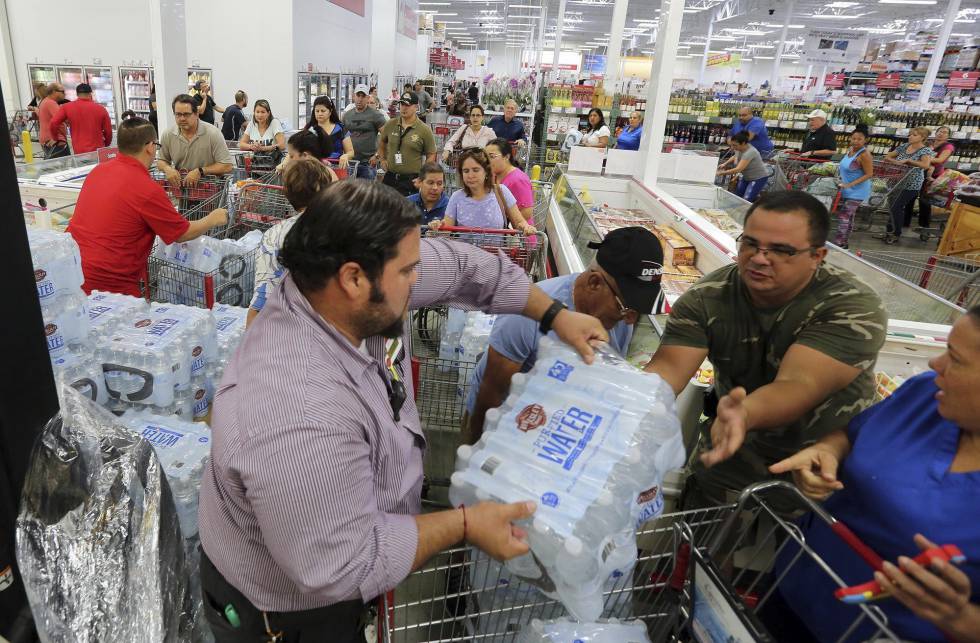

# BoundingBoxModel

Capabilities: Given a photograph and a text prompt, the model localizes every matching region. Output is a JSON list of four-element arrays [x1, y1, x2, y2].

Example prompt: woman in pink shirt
[[485, 137, 535, 226]]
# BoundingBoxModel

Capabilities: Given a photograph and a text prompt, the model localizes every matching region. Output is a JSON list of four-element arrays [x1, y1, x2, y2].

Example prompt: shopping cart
[[378, 480, 900, 642], [324, 158, 361, 180], [847, 161, 915, 233], [234, 182, 295, 229], [8, 110, 32, 159], [855, 250, 980, 309], [233, 150, 284, 180], [150, 168, 229, 215]]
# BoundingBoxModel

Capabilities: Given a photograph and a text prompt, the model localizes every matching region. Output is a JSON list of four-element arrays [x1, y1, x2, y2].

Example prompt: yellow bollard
[[530, 164, 541, 181], [22, 130, 33, 163]]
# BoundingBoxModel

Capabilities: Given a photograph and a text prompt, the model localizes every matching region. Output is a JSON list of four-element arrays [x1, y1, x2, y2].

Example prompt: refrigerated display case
[[27, 64, 56, 90], [28, 64, 117, 120], [57, 66, 85, 101], [187, 68, 213, 94], [84, 66, 116, 125], [296, 72, 340, 126], [120, 67, 154, 118], [339, 72, 371, 110]]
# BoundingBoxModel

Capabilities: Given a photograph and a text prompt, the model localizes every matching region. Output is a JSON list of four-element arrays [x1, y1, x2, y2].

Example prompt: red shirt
[[38, 97, 65, 145], [68, 155, 190, 296], [49, 97, 112, 154]]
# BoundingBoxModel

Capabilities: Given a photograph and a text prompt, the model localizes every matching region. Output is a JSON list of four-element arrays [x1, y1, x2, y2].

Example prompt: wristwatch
[[197, 167, 205, 176], [539, 299, 567, 335]]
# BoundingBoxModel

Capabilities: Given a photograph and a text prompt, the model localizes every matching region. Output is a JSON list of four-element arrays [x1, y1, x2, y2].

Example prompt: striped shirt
[[198, 236, 531, 612]]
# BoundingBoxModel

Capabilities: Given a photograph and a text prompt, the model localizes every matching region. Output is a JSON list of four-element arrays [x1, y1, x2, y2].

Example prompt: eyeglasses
[[736, 234, 823, 260], [594, 270, 636, 320], [174, 111, 194, 118], [151, 141, 162, 148], [486, 152, 503, 160]]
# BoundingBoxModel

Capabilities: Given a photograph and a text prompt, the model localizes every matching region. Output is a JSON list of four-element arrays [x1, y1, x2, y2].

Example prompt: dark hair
[[744, 190, 830, 247], [730, 132, 750, 145], [369, 86, 377, 93], [283, 158, 335, 211], [419, 162, 445, 180], [587, 108, 606, 133], [851, 124, 869, 138], [304, 96, 340, 158], [404, 83, 413, 91], [253, 99, 275, 126], [171, 94, 196, 113], [469, 104, 485, 116], [278, 181, 422, 293], [117, 117, 157, 155], [486, 137, 516, 166], [121, 110, 138, 121], [456, 148, 493, 197], [288, 130, 323, 158], [968, 305, 980, 326]]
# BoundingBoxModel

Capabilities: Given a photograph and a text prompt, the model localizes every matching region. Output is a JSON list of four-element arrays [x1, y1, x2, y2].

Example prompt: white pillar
[[771, 0, 796, 87], [606, 0, 629, 92], [0, 0, 21, 113], [920, 0, 960, 105], [698, 13, 715, 87], [551, 0, 568, 81], [371, 0, 398, 103], [802, 64, 812, 93], [636, 0, 686, 188], [148, 0, 188, 134]]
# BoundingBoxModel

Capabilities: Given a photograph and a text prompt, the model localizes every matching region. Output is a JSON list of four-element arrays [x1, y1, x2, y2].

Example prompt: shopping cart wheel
[[920, 231, 930, 242]]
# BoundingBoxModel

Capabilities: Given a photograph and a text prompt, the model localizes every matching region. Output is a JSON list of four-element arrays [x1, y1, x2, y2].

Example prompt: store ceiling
[[438, 0, 980, 58]]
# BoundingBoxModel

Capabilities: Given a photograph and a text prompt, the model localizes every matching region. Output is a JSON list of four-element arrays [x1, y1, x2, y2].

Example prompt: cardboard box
[[671, 264, 704, 281], [653, 224, 696, 267]]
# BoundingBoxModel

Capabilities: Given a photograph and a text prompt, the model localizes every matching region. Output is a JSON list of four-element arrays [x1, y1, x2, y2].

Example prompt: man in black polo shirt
[[221, 90, 248, 141], [800, 109, 836, 159]]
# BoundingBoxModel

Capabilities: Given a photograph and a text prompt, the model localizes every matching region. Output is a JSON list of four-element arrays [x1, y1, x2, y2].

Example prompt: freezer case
[[297, 72, 340, 125], [84, 66, 117, 125], [57, 66, 85, 101], [27, 65, 57, 91], [119, 67, 153, 118]]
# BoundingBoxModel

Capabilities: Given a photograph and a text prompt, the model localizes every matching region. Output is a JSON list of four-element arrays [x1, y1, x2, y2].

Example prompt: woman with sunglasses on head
[[303, 95, 354, 168], [485, 137, 535, 228], [442, 104, 496, 162], [429, 148, 535, 234], [581, 108, 610, 148], [908, 126, 957, 232]]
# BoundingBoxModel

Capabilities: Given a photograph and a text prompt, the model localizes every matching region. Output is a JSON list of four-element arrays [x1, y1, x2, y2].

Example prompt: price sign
[[876, 73, 902, 89], [952, 130, 968, 140], [948, 71, 980, 90], [720, 117, 732, 125], [872, 126, 886, 135], [668, 113, 680, 120], [793, 122, 807, 130], [824, 73, 846, 89], [896, 128, 910, 137], [765, 120, 778, 127], [697, 116, 708, 123]]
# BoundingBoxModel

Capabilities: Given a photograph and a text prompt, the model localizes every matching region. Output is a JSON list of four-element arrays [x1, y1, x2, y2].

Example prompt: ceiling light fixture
[[507, 3, 542, 7], [878, 0, 935, 3], [804, 13, 863, 19], [753, 55, 775, 59]]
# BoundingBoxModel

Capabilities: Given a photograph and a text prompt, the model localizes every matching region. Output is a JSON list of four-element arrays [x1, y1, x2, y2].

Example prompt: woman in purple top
[[486, 138, 535, 226], [431, 148, 535, 234]]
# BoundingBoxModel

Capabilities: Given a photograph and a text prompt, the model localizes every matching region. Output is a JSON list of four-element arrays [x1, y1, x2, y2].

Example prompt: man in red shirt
[[68, 117, 228, 297], [38, 83, 69, 158], [48, 83, 113, 155]]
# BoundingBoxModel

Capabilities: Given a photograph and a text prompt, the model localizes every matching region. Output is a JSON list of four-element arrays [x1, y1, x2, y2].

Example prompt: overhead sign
[[329, 0, 365, 17], [802, 30, 868, 67], [876, 72, 902, 89], [948, 71, 980, 90], [824, 73, 846, 88], [582, 54, 607, 75], [397, 0, 418, 40], [706, 53, 741, 68]]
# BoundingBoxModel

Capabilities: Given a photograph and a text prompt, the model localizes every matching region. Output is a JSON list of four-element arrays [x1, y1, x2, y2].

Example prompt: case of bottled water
[[211, 303, 248, 384], [29, 228, 83, 303], [516, 617, 651, 643], [87, 290, 149, 340], [120, 410, 211, 538], [153, 230, 263, 307], [41, 291, 91, 358], [439, 308, 468, 364], [450, 337, 685, 621], [51, 345, 109, 406]]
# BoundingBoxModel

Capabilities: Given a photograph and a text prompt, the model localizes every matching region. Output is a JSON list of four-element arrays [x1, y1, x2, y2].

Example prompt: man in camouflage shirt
[[645, 190, 887, 507]]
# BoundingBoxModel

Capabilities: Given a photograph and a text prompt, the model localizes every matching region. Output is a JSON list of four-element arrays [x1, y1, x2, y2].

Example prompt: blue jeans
[[354, 163, 377, 181], [736, 176, 768, 202]]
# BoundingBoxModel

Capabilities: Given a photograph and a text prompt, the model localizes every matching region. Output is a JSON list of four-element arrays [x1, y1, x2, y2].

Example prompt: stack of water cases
[[152, 230, 263, 307], [210, 303, 248, 386], [450, 337, 685, 621], [516, 617, 651, 642]]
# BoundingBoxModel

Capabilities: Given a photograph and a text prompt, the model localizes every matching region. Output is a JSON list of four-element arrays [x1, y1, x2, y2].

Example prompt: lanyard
[[396, 119, 414, 153]]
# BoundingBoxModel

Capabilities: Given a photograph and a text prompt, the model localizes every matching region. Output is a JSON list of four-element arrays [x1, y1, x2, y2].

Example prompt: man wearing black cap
[[465, 226, 665, 443], [375, 90, 437, 196], [47, 83, 112, 154]]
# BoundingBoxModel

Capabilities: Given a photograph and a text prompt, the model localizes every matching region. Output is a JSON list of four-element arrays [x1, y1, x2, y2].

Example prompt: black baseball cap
[[587, 227, 664, 315], [399, 91, 420, 105], [75, 83, 93, 94]]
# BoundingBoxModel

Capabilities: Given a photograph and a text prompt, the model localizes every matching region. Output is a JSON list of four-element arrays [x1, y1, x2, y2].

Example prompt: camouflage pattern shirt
[[662, 263, 887, 498]]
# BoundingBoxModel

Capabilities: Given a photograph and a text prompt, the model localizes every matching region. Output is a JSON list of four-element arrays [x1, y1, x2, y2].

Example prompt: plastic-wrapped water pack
[[517, 617, 651, 643], [450, 337, 685, 621], [153, 231, 263, 307], [29, 227, 83, 302], [210, 303, 248, 385], [51, 345, 110, 406], [88, 290, 150, 340]]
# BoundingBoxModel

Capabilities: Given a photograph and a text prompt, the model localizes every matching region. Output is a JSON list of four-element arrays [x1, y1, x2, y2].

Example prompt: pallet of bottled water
[[210, 303, 248, 385], [149, 228, 263, 308], [516, 617, 651, 643], [450, 337, 685, 621]]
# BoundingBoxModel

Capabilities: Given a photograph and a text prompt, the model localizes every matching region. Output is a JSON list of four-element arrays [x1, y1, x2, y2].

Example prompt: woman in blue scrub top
[[768, 305, 980, 643], [615, 111, 644, 151]]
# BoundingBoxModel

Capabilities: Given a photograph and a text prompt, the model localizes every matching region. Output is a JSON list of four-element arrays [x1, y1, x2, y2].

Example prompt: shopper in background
[[442, 104, 496, 161], [716, 132, 770, 203], [26, 81, 47, 114], [834, 124, 874, 249], [239, 99, 286, 161], [880, 126, 933, 245], [121, 110, 137, 121], [67, 117, 227, 297], [376, 91, 437, 196], [221, 90, 248, 141], [488, 99, 527, 147], [730, 106, 774, 158], [486, 138, 535, 228], [193, 80, 223, 125], [407, 162, 449, 224], [468, 81, 479, 104], [799, 109, 837, 159], [48, 83, 112, 155], [414, 81, 433, 121], [343, 84, 387, 180], [198, 180, 608, 642], [430, 148, 535, 234], [369, 86, 385, 112], [303, 95, 354, 165], [581, 108, 610, 148], [38, 83, 69, 159], [644, 190, 887, 509], [148, 85, 158, 134], [448, 91, 470, 117], [247, 158, 335, 326], [615, 111, 644, 151], [156, 94, 234, 188], [467, 226, 664, 443], [911, 125, 957, 231], [767, 305, 980, 643]]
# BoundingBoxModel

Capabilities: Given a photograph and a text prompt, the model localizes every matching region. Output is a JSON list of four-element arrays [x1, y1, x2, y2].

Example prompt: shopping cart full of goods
[[410, 225, 548, 507], [233, 149, 285, 180], [377, 480, 904, 642], [855, 250, 980, 310], [150, 168, 230, 215], [232, 181, 296, 230], [917, 169, 974, 242]]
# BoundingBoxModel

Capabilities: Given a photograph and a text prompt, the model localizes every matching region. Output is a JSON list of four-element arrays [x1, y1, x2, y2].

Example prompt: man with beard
[[198, 180, 609, 642]]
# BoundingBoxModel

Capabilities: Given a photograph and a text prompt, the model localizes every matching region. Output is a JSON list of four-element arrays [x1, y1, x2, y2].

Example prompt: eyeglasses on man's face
[[594, 270, 637, 321], [736, 234, 822, 260]]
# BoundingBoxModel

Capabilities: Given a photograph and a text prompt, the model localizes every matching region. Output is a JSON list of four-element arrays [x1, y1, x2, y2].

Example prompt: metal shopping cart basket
[[325, 158, 361, 180], [855, 250, 980, 310], [848, 161, 914, 233], [150, 168, 229, 214], [378, 480, 901, 642], [233, 181, 295, 229]]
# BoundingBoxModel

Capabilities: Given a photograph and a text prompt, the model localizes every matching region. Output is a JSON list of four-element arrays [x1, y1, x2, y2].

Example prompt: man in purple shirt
[[198, 180, 608, 641]]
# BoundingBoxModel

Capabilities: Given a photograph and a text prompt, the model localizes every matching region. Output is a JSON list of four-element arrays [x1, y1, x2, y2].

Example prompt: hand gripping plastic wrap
[[15, 387, 199, 642], [516, 617, 651, 642], [449, 337, 686, 621]]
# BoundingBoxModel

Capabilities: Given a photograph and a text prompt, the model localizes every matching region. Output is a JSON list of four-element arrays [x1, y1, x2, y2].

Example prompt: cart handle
[[427, 225, 523, 235], [239, 182, 285, 193]]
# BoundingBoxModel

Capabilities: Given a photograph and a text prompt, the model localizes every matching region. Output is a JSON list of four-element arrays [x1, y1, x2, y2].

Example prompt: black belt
[[387, 171, 418, 180]]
